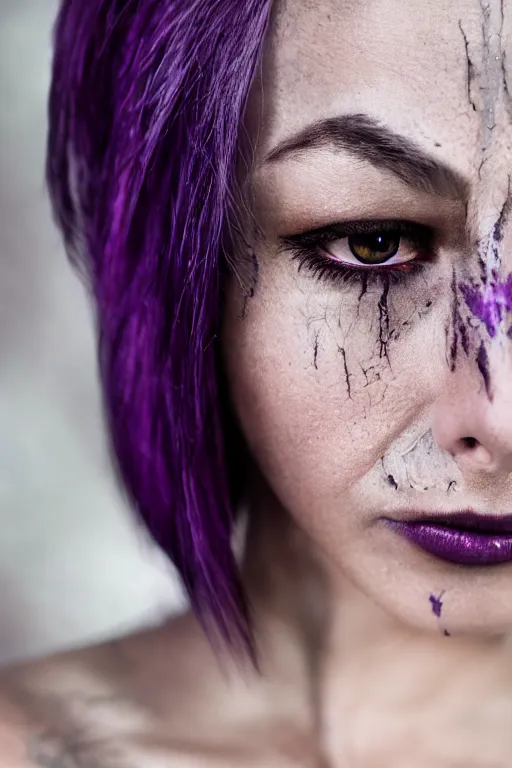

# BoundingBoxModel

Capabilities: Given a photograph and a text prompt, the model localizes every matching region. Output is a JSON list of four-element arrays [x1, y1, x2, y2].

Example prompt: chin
[[331, 525, 512, 640]]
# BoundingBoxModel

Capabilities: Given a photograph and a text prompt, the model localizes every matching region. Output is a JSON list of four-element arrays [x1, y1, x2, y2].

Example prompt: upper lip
[[387, 510, 512, 534]]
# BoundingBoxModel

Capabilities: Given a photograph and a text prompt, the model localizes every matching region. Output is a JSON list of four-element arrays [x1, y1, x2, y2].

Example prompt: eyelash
[[279, 219, 436, 288]]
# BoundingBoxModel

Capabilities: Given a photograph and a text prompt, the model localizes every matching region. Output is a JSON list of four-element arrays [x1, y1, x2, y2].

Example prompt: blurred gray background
[[0, 0, 184, 667]]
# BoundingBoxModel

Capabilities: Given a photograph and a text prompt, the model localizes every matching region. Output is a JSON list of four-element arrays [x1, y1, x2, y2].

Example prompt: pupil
[[374, 235, 389, 252], [349, 233, 400, 264]]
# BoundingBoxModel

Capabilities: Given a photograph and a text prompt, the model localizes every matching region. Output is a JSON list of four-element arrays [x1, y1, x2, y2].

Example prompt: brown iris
[[348, 232, 400, 265]]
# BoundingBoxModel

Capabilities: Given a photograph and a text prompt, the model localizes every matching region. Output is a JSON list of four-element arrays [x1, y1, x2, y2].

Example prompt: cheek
[[221, 262, 443, 521]]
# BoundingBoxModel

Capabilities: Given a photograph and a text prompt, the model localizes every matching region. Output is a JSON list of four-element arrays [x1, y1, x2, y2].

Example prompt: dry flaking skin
[[381, 429, 462, 493]]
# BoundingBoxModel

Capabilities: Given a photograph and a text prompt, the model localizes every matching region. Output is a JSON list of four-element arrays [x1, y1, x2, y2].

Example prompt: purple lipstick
[[386, 512, 512, 566]]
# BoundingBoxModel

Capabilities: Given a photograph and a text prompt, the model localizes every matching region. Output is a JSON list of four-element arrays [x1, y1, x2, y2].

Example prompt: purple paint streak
[[460, 272, 512, 338], [429, 591, 445, 618]]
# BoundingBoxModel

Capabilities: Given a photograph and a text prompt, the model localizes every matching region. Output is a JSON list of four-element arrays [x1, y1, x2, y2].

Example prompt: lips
[[385, 511, 512, 566], [413, 512, 512, 534]]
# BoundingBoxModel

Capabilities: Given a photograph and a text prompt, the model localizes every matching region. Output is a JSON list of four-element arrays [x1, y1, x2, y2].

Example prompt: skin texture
[[4, 0, 512, 765], [224, 0, 512, 761], [223, 0, 512, 640]]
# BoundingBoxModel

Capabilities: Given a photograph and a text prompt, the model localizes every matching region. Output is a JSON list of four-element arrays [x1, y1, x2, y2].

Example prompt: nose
[[432, 337, 512, 474]]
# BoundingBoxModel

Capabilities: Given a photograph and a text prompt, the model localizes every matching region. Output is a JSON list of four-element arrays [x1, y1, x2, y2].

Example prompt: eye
[[279, 219, 436, 288], [328, 230, 407, 268]]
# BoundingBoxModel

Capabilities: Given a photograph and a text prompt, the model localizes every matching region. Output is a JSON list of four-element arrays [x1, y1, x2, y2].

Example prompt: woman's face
[[222, 0, 512, 636]]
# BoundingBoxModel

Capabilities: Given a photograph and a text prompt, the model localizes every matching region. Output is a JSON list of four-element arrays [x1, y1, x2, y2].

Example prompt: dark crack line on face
[[478, 254, 487, 283], [482, 173, 512, 281], [358, 272, 369, 303], [492, 174, 512, 254], [451, 267, 497, 398], [313, 329, 320, 370], [338, 346, 353, 399], [238, 249, 260, 321], [352, 273, 370, 325], [458, 318, 470, 355], [305, 310, 328, 333], [444, 319, 451, 368], [478, 155, 488, 180], [377, 278, 391, 366], [449, 268, 460, 372], [458, 19, 478, 112], [502, 48, 512, 121], [240, 296, 249, 321], [476, 340, 493, 400], [322, 310, 356, 395], [360, 362, 381, 389]]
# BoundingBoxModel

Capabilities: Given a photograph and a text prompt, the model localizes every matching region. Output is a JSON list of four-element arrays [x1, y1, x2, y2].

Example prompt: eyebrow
[[263, 113, 469, 201]]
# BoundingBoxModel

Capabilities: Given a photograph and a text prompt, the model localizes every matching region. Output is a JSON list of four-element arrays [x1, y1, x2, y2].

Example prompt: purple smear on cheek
[[459, 273, 512, 338]]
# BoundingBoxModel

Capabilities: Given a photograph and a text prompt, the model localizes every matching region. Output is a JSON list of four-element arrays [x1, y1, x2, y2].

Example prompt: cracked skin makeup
[[4, 1, 512, 767]]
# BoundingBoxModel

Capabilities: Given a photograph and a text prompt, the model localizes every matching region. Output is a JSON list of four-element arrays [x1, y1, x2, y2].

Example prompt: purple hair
[[46, 0, 273, 654]]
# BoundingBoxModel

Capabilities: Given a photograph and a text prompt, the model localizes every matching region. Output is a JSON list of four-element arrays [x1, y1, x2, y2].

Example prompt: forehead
[[253, 0, 512, 183]]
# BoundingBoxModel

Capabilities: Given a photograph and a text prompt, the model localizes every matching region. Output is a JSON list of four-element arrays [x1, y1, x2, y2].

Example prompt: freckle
[[387, 474, 398, 490], [425, 301, 432, 308], [443, 629, 451, 637]]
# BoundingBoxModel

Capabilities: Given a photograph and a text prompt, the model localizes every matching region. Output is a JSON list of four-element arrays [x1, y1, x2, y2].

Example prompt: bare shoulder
[[0, 643, 139, 767], [0, 616, 196, 768], [0, 613, 247, 767], [0, 614, 316, 767]]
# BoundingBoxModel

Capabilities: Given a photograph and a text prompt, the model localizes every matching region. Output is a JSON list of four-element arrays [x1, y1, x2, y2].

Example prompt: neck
[[240, 474, 512, 764]]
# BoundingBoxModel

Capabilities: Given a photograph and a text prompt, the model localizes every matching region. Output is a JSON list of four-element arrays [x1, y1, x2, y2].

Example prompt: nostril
[[461, 437, 478, 449], [457, 436, 496, 470]]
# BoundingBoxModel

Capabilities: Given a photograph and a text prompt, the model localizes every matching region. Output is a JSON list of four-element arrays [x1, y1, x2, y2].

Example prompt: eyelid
[[281, 219, 433, 243], [279, 218, 436, 290], [279, 219, 435, 262]]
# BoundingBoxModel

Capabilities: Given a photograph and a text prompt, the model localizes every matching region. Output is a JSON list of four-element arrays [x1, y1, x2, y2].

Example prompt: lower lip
[[386, 520, 512, 566]]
